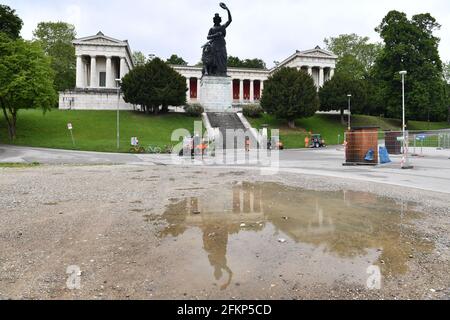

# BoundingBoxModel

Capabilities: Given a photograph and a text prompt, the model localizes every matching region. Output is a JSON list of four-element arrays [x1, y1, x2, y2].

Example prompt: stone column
[[307, 66, 312, 76], [319, 67, 324, 87], [106, 56, 113, 88], [90, 55, 97, 88], [197, 78, 201, 99], [120, 57, 127, 80], [249, 80, 255, 102], [239, 79, 244, 103], [186, 78, 190, 102], [260, 80, 264, 98], [84, 62, 89, 86], [330, 68, 335, 79], [76, 55, 84, 88]]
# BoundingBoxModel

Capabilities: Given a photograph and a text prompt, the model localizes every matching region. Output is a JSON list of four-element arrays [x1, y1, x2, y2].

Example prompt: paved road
[[1, 144, 450, 193]]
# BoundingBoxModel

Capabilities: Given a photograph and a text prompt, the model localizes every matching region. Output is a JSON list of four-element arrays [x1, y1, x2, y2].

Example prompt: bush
[[261, 67, 318, 128], [242, 104, 264, 118], [184, 104, 204, 117], [121, 57, 187, 115]]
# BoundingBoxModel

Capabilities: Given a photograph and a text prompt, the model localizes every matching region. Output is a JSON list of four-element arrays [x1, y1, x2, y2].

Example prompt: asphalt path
[[1, 144, 449, 193]]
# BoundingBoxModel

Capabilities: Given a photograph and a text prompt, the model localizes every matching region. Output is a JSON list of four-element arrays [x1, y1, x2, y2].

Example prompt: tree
[[319, 73, 368, 124], [132, 51, 147, 66], [166, 54, 188, 66], [260, 67, 318, 128], [227, 56, 266, 69], [324, 33, 382, 79], [0, 4, 23, 39], [372, 11, 448, 122], [121, 58, 187, 115], [33, 22, 76, 92], [0, 34, 58, 140], [243, 58, 266, 69], [227, 56, 242, 68]]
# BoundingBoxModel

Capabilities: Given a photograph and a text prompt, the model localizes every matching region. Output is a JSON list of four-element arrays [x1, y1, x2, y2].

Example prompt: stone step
[[206, 112, 246, 148]]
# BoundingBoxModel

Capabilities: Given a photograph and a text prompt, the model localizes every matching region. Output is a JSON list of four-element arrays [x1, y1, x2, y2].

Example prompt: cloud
[[4, 0, 450, 67], [65, 4, 81, 28]]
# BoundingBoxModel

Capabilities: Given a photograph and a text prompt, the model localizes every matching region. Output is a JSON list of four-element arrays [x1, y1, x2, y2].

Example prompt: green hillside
[[1, 110, 448, 151]]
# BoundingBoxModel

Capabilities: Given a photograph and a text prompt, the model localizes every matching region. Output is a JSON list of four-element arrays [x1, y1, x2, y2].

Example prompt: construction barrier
[[344, 129, 450, 168]]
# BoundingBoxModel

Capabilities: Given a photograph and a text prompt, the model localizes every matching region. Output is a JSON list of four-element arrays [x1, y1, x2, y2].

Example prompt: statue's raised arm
[[220, 3, 232, 28], [202, 3, 232, 76]]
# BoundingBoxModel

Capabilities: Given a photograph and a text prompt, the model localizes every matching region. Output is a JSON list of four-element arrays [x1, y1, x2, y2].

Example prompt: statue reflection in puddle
[[158, 183, 265, 290], [202, 223, 233, 290]]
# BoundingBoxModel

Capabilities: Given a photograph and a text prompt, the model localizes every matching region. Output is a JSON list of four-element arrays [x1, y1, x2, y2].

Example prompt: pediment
[[298, 48, 337, 58], [74, 32, 126, 46], [80, 37, 122, 45]]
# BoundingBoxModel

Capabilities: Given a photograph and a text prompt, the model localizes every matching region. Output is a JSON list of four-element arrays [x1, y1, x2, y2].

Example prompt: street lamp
[[115, 78, 121, 150], [399, 70, 413, 169], [347, 94, 352, 131]]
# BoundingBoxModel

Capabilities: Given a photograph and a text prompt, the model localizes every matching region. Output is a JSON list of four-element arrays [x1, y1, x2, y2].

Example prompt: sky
[[4, 0, 450, 68]]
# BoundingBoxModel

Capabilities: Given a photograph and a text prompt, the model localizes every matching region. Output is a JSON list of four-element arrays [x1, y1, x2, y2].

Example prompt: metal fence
[[343, 129, 450, 167]]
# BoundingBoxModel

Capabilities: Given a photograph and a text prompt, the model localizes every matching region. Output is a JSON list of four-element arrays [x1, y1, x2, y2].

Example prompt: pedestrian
[[191, 135, 195, 158], [245, 137, 250, 152], [305, 135, 310, 148]]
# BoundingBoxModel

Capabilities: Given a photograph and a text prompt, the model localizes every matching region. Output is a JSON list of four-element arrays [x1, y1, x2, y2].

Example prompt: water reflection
[[151, 182, 433, 289]]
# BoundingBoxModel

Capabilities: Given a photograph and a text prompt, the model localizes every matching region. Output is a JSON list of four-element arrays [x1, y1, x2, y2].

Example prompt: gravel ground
[[0, 164, 449, 300]]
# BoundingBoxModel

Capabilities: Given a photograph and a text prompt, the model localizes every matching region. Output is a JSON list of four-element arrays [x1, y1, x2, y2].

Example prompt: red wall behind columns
[[233, 79, 240, 100], [254, 80, 261, 100], [243, 80, 250, 100], [190, 78, 198, 99]]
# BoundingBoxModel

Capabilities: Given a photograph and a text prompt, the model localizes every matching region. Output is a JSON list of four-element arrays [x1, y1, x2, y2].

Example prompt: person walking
[[305, 135, 310, 148]]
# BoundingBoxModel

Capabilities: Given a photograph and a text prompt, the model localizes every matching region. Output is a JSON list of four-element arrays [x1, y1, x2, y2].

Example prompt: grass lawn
[[0, 162, 40, 168], [0, 110, 201, 153], [408, 120, 450, 131], [248, 114, 347, 148], [248, 113, 450, 149], [1, 109, 448, 151]]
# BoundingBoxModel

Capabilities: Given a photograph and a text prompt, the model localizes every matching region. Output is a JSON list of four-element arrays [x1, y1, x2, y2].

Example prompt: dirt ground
[[0, 164, 449, 300]]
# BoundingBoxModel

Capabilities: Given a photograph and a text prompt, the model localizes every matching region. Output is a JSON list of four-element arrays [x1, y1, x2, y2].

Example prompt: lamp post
[[347, 94, 352, 131], [399, 70, 413, 169], [115, 78, 121, 150]]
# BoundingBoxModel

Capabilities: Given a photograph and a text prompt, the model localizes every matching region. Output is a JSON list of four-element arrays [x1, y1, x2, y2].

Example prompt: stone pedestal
[[199, 76, 233, 112]]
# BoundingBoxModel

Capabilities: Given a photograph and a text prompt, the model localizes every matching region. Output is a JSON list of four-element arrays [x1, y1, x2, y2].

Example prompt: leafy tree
[[0, 34, 57, 140], [0, 4, 23, 39], [227, 56, 242, 68], [243, 58, 266, 69], [166, 54, 188, 66], [132, 51, 147, 66], [324, 33, 382, 79], [372, 11, 447, 122], [33, 22, 76, 92], [121, 58, 187, 115], [260, 67, 318, 128], [364, 77, 386, 117], [228, 56, 266, 69], [319, 73, 368, 124]]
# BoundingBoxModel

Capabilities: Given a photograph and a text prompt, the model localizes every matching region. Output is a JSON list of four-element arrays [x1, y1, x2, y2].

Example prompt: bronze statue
[[202, 3, 232, 77]]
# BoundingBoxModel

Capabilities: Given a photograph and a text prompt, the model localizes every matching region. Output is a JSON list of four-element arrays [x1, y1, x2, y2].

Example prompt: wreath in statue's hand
[[220, 3, 228, 10]]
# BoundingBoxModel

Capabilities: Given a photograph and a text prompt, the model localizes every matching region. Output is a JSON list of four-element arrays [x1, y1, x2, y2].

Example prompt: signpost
[[67, 123, 75, 147]]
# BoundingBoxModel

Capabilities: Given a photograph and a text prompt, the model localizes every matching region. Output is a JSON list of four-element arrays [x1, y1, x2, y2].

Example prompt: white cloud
[[65, 4, 81, 28], [4, 0, 450, 66]]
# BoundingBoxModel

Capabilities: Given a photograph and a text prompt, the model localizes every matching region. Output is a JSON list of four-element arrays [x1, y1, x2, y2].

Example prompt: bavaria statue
[[202, 3, 232, 77]]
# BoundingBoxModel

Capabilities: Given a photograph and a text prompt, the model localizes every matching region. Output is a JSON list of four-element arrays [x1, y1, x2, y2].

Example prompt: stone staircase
[[206, 112, 246, 148]]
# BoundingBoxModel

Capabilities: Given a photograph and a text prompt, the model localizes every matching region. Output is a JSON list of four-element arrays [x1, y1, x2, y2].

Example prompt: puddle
[[152, 182, 434, 291]]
